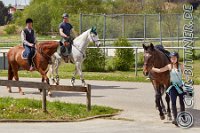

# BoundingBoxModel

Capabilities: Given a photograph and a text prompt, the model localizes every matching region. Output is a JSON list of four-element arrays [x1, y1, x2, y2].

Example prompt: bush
[[83, 43, 105, 72], [4, 24, 17, 34], [113, 38, 134, 71]]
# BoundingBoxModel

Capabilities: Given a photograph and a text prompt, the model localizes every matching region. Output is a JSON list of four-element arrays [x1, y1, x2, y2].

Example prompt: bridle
[[89, 32, 99, 45], [143, 51, 155, 71]]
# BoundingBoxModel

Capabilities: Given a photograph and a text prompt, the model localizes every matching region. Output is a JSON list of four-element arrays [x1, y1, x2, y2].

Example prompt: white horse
[[48, 27, 101, 86]]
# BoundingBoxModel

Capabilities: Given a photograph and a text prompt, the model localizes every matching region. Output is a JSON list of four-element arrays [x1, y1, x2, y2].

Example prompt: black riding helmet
[[169, 51, 179, 59], [62, 13, 69, 18], [26, 18, 33, 24]]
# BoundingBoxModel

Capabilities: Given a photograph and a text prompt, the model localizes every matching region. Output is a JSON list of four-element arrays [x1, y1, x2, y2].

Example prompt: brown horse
[[7, 41, 59, 96], [143, 43, 172, 120]]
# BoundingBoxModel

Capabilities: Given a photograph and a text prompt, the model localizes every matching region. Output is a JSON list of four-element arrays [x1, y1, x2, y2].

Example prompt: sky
[[1, 0, 30, 6]]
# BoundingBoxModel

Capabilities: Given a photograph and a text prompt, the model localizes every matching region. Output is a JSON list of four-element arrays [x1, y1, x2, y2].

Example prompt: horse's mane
[[153, 48, 170, 68], [37, 41, 58, 49], [74, 29, 90, 42]]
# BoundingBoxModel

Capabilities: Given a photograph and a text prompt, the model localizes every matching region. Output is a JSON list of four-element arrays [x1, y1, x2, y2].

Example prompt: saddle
[[21, 48, 36, 59], [56, 42, 74, 63]]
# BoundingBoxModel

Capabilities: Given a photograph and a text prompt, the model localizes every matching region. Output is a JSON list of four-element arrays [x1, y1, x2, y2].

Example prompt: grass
[[0, 97, 120, 120]]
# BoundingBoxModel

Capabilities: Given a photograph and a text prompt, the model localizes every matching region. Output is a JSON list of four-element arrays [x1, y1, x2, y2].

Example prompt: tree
[[21, 2, 51, 34]]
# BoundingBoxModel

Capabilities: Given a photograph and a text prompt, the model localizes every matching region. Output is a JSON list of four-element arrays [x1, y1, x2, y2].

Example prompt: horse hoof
[[167, 116, 172, 121], [56, 82, 59, 85], [160, 115, 165, 120], [81, 80, 86, 86], [20, 91, 25, 95], [71, 81, 74, 86], [8, 89, 12, 93], [82, 83, 86, 87], [163, 109, 167, 115], [48, 92, 52, 97], [38, 89, 42, 93]]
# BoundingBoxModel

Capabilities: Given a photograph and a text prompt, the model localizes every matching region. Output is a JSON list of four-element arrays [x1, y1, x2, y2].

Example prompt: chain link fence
[[80, 13, 200, 47]]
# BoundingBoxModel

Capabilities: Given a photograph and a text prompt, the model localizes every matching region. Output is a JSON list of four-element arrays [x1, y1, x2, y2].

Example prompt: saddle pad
[[21, 49, 36, 60]]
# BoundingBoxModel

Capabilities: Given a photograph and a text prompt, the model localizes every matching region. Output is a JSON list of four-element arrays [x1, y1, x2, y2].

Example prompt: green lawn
[[0, 97, 120, 121]]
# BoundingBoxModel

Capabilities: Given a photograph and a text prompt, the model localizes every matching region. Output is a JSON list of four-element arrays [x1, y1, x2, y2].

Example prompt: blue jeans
[[24, 45, 35, 66]]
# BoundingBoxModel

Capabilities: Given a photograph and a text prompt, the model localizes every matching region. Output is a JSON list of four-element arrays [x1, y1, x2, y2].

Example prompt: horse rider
[[21, 18, 36, 71], [152, 52, 185, 126], [59, 13, 77, 61]]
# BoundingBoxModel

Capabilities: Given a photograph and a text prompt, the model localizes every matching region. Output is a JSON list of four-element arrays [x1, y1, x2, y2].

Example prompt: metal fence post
[[159, 13, 162, 45], [135, 48, 138, 76], [103, 14, 107, 70], [103, 14, 106, 47], [122, 14, 125, 37], [79, 13, 83, 34], [144, 14, 146, 43], [177, 14, 180, 52]]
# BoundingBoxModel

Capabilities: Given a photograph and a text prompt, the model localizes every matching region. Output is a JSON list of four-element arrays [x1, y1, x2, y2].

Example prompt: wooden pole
[[42, 88, 47, 112], [86, 84, 91, 111]]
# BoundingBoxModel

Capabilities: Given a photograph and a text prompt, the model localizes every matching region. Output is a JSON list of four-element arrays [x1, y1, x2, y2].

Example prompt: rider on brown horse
[[21, 18, 36, 71]]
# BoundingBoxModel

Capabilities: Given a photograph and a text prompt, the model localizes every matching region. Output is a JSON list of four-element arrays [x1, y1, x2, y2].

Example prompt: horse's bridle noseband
[[143, 51, 155, 70], [90, 32, 99, 44]]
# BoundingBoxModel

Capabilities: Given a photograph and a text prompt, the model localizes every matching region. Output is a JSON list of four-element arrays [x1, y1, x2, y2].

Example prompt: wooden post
[[86, 84, 91, 111], [3, 53, 6, 70], [42, 87, 47, 112]]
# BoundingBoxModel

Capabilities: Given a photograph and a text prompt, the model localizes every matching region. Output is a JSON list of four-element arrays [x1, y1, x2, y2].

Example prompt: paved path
[[0, 77, 200, 132]]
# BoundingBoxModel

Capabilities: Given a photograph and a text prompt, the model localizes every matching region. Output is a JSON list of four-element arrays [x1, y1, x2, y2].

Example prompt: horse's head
[[89, 27, 101, 47], [142, 43, 155, 76]]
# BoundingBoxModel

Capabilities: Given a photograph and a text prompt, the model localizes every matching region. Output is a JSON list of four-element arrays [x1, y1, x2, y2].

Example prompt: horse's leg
[[48, 64, 55, 84], [155, 89, 165, 120], [76, 62, 85, 86], [38, 77, 45, 93], [12, 65, 24, 95], [165, 93, 172, 120], [160, 85, 166, 114], [7, 63, 14, 93], [71, 64, 78, 86], [39, 69, 51, 96], [55, 58, 61, 85], [160, 96, 167, 114]]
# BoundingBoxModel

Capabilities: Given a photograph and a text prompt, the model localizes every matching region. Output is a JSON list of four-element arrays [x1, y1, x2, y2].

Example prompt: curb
[[0, 113, 120, 123]]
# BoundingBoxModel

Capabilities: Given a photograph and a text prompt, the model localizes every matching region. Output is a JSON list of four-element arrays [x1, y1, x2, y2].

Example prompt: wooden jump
[[0, 79, 91, 112]]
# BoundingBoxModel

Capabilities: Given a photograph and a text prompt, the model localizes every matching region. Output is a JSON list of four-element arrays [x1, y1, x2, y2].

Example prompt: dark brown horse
[[7, 41, 59, 96], [143, 43, 172, 120]]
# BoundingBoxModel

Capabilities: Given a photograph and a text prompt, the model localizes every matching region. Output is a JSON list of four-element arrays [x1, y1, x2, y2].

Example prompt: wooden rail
[[0, 79, 91, 112]]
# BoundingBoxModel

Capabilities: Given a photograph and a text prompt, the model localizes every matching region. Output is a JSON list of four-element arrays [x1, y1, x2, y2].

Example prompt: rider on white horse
[[48, 27, 101, 86], [58, 13, 77, 62]]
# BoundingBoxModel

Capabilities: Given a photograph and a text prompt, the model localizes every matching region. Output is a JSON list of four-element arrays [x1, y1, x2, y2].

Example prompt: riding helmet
[[26, 18, 33, 24], [62, 13, 69, 18], [169, 51, 179, 58]]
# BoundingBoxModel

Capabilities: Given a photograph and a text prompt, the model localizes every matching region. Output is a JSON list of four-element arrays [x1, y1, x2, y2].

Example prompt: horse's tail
[[8, 63, 14, 80]]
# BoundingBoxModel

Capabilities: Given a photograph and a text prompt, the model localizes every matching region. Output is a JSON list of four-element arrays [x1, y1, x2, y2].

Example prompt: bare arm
[[152, 64, 171, 73], [21, 30, 33, 47], [59, 28, 68, 38]]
